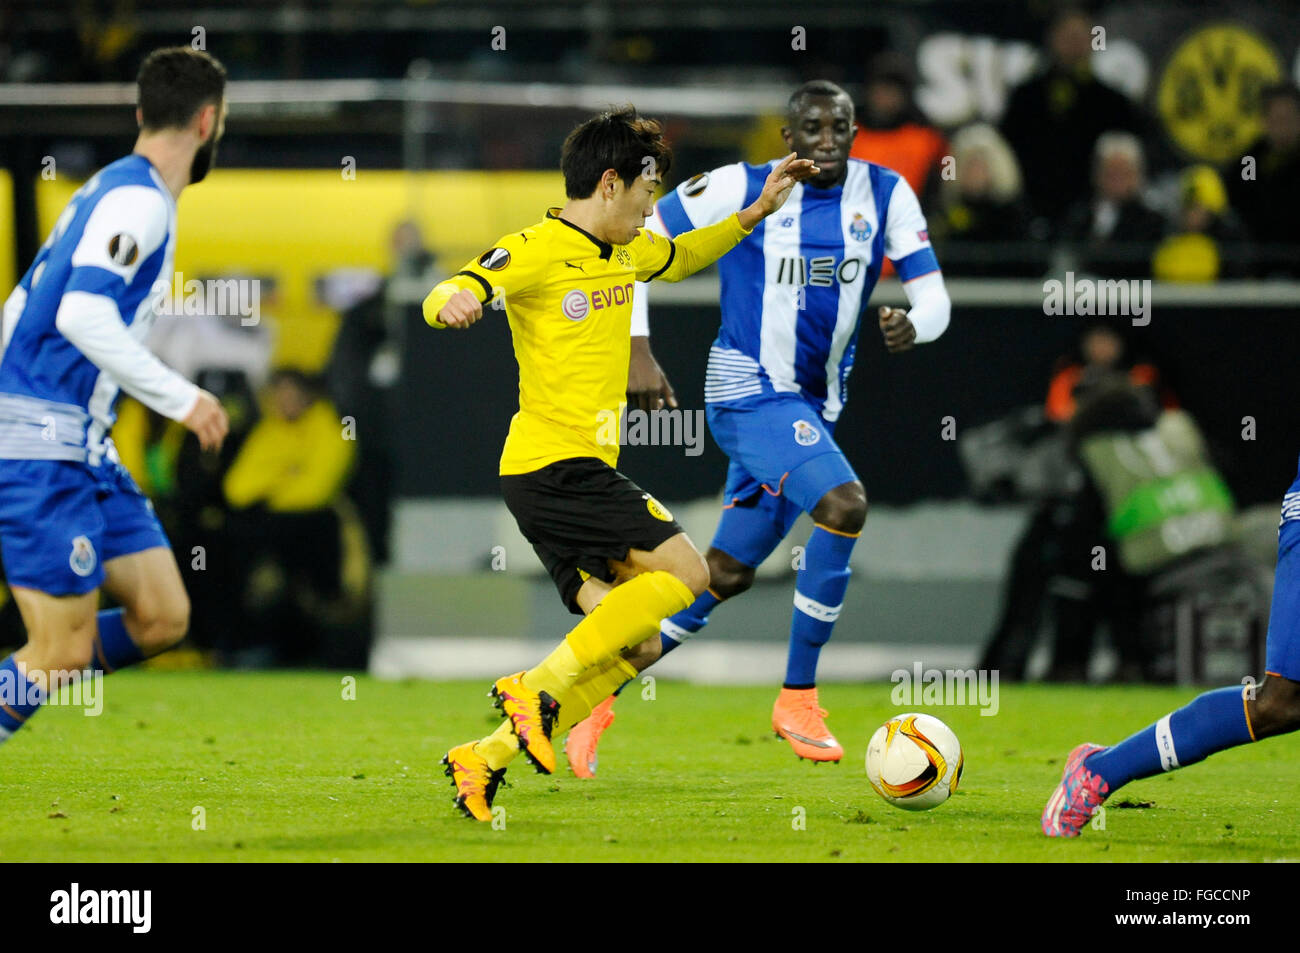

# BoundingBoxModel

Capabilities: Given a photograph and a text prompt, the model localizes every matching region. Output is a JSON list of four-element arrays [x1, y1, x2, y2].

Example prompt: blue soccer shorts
[[1265, 482, 1300, 682], [0, 458, 170, 596], [705, 392, 860, 568]]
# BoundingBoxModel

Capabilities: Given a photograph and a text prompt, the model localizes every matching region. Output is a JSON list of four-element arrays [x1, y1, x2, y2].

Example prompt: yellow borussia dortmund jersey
[[424, 207, 749, 475]]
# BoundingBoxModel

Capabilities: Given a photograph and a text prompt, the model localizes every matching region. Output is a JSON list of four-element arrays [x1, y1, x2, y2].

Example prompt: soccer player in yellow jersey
[[425, 106, 816, 820]]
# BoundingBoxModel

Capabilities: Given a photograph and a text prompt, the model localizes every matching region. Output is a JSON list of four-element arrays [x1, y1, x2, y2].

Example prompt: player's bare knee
[[1253, 676, 1300, 737], [673, 550, 710, 598], [706, 551, 754, 600], [127, 592, 190, 654], [811, 482, 868, 535]]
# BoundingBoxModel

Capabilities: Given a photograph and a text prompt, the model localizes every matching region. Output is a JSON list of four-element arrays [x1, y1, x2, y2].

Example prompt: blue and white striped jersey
[[638, 157, 940, 421], [0, 154, 197, 466]]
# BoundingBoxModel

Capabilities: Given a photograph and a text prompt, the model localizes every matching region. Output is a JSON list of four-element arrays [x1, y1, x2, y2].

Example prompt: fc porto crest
[[849, 213, 872, 243], [792, 419, 821, 446], [69, 535, 97, 577]]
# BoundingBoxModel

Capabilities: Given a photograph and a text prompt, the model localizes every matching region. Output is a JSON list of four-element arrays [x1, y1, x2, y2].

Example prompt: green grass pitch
[[0, 671, 1295, 862]]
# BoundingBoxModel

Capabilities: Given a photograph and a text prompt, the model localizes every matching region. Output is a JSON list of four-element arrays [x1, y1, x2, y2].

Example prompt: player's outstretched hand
[[741, 153, 820, 227], [879, 306, 917, 353], [438, 288, 484, 329], [183, 389, 230, 452], [628, 336, 678, 413]]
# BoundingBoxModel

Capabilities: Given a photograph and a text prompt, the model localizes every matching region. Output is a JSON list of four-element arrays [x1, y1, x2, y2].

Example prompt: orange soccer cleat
[[490, 672, 560, 774], [772, 687, 844, 762], [564, 696, 617, 778], [441, 741, 507, 822]]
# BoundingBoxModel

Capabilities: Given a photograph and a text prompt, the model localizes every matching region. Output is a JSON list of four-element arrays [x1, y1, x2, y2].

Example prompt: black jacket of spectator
[[1060, 197, 1166, 279], [936, 196, 1043, 277], [1227, 135, 1300, 276], [1000, 66, 1146, 234]]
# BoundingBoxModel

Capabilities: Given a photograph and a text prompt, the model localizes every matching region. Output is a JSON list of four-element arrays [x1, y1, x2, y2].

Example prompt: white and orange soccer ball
[[865, 713, 964, 811]]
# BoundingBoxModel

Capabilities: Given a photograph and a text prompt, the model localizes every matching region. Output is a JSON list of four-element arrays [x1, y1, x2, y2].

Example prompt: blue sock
[[786, 524, 858, 687], [613, 589, 722, 696], [94, 608, 144, 673], [0, 656, 45, 744], [660, 588, 721, 658], [1086, 685, 1256, 793]]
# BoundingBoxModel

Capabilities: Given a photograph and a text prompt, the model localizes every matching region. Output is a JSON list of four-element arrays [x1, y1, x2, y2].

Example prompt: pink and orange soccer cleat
[[564, 696, 617, 778], [441, 741, 507, 822], [1041, 743, 1111, 837], [772, 687, 843, 762], [490, 672, 560, 775]]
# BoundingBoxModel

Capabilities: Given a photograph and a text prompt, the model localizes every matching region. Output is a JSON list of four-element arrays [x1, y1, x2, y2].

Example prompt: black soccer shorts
[[500, 457, 684, 614]]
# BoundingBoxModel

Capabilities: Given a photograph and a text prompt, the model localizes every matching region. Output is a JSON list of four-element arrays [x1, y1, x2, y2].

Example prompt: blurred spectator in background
[[1227, 83, 1300, 278], [113, 276, 278, 662], [221, 369, 370, 667], [1050, 379, 1235, 682], [979, 320, 1174, 680], [148, 274, 276, 393], [1045, 319, 1172, 424], [325, 220, 435, 566], [1058, 132, 1166, 279], [933, 123, 1039, 276], [1000, 6, 1147, 236], [849, 52, 949, 278], [1153, 166, 1251, 282], [850, 52, 948, 207]]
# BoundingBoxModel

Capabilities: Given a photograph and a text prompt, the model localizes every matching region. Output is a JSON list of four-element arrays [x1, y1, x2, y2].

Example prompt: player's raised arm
[[627, 162, 751, 410], [633, 154, 818, 284], [423, 230, 544, 330]]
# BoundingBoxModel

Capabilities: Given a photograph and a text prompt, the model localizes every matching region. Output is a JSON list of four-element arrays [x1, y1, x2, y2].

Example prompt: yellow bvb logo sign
[[1157, 23, 1283, 163]]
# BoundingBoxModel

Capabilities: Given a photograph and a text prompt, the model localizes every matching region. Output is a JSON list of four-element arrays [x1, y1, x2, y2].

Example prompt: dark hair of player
[[137, 47, 227, 131], [786, 79, 850, 123], [560, 105, 673, 199]]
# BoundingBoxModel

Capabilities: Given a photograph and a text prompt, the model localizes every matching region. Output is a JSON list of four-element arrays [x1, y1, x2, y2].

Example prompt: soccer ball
[[865, 713, 963, 811]]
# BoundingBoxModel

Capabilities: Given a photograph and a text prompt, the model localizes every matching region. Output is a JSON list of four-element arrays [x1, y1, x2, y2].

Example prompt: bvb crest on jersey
[[642, 493, 674, 522]]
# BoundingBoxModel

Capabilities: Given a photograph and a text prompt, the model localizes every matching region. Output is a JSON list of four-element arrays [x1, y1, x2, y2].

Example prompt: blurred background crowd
[[0, 0, 1297, 682]]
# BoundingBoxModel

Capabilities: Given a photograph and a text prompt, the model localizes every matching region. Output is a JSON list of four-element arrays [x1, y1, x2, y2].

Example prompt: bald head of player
[[133, 47, 227, 198], [782, 80, 856, 189]]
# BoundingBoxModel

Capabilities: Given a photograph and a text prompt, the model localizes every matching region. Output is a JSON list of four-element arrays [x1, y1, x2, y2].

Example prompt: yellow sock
[[524, 571, 690, 698], [477, 655, 637, 771], [475, 721, 519, 771], [544, 570, 693, 688], [555, 656, 637, 736], [523, 640, 585, 700]]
